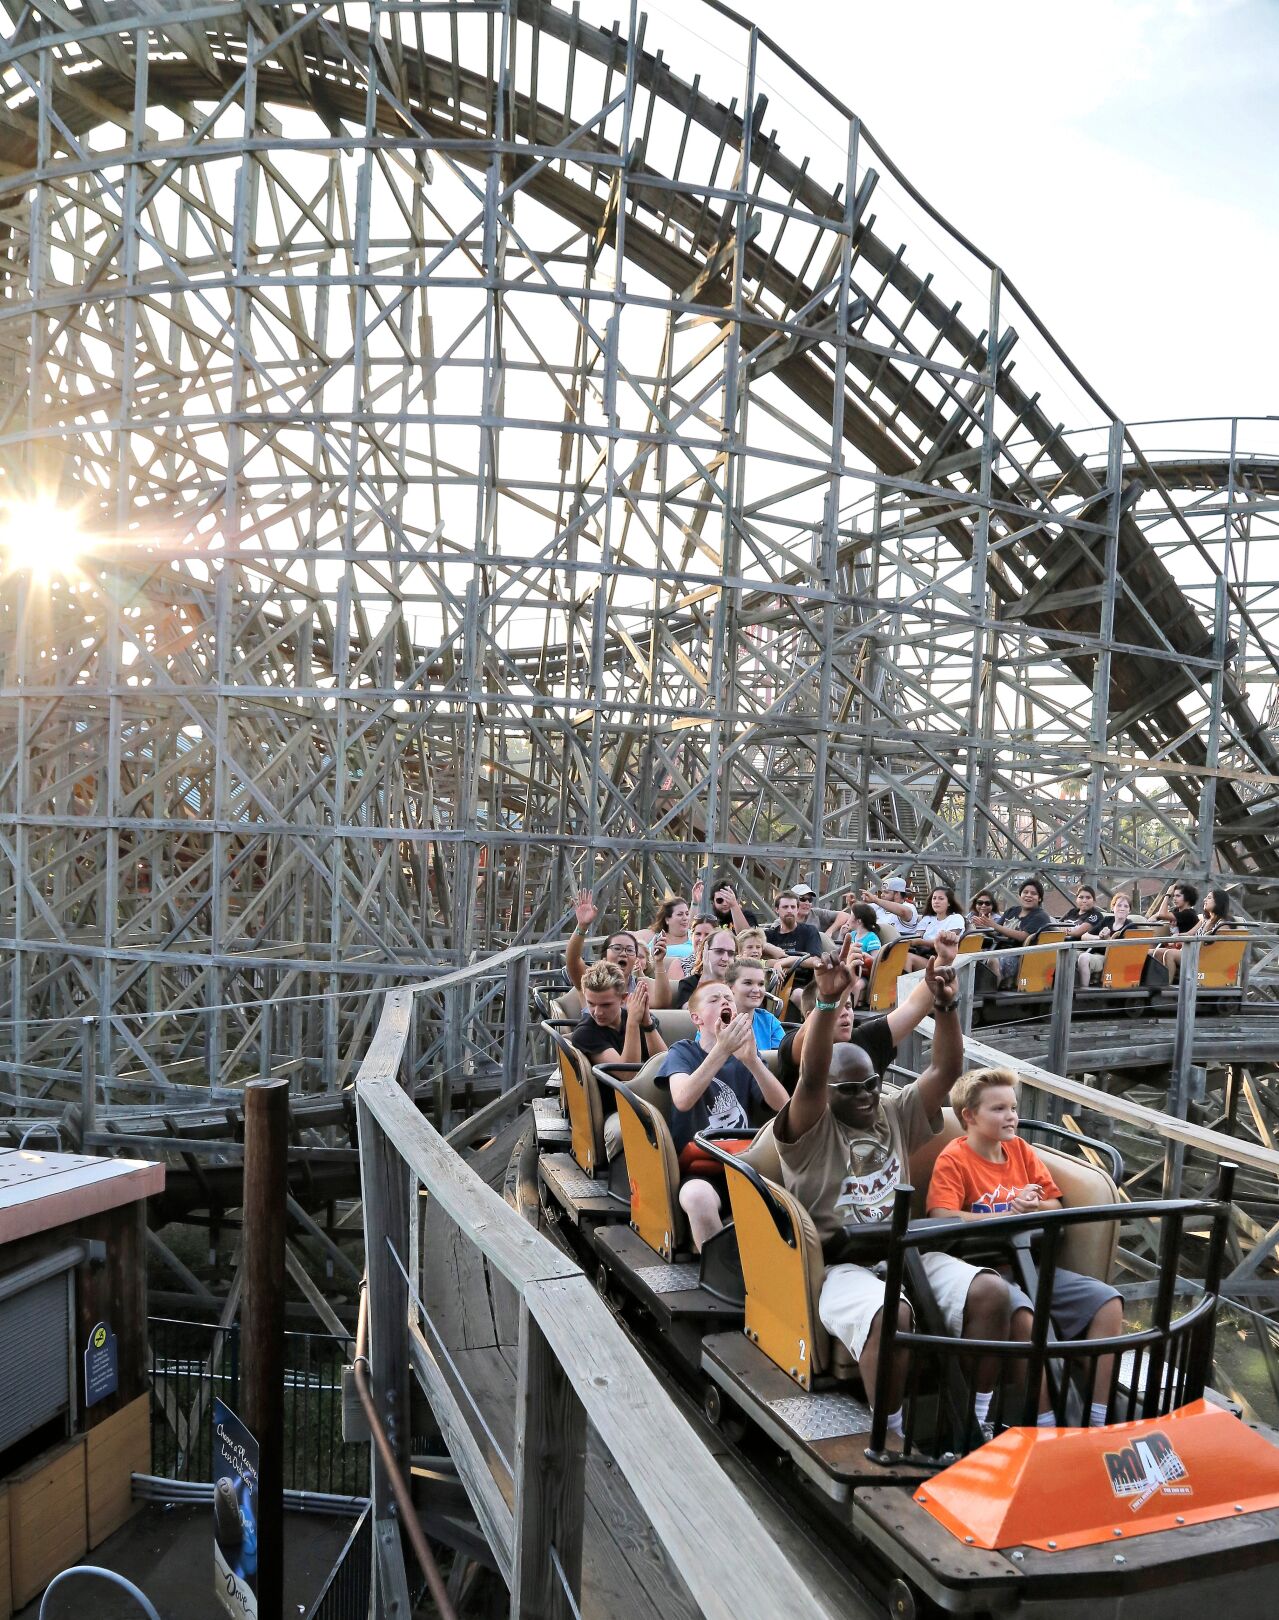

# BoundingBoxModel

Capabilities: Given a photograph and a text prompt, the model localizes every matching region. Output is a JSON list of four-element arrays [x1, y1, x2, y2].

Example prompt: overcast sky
[[644, 0, 1279, 434]]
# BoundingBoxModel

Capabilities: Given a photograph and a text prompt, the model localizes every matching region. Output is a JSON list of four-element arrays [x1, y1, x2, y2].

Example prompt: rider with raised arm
[[771, 950, 1010, 1440], [566, 888, 649, 993]]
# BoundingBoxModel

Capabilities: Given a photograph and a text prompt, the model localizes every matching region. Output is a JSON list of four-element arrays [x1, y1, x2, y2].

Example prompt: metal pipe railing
[[351, 1284, 459, 1620]]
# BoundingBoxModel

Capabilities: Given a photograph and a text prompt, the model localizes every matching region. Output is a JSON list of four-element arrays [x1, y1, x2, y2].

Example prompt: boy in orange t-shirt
[[928, 1066, 1122, 1427]]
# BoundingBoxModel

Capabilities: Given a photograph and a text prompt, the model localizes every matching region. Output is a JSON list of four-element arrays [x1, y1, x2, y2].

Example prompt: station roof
[[0, 1148, 164, 1244]]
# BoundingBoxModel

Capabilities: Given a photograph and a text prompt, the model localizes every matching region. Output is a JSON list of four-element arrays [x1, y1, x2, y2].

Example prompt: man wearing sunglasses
[[771, 949, 1010, 1441]]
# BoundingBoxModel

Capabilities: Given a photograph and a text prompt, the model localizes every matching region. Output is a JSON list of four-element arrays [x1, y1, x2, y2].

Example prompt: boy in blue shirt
[[726, 959, 786, 1052], [656, 982, 789, 1250]]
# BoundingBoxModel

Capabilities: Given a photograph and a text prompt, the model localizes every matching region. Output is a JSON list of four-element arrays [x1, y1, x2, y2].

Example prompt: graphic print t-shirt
[[763, 920, 825, 959], [656, 1037, 766, 1155], [927, 1136, 1063, 1215], [1062, 905, 1106, 935], [773, 1081, 937, 1242], [998, 904, 1051, 938]]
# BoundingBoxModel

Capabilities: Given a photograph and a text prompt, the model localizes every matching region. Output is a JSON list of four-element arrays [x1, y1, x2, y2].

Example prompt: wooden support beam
[[243, 1080, 289, 1620], [510, 1301, 586, 1620]]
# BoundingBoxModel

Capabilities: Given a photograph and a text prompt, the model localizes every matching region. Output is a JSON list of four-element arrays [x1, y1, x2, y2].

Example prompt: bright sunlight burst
[[0, 496, 89, 579]]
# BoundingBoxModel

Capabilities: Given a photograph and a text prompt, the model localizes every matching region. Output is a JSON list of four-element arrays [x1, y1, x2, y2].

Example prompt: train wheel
[[595, 1264, 611, 1301], [886, 1578, 918, 1620], [702, 1381, 747, 1443]]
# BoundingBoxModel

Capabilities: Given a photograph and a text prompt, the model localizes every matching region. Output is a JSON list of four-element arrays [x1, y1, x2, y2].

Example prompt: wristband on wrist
[[815, 997, 841, 1013], [639, 1020, 656, 1033], [574, 924, 588, 937], [933, 999, 956, 1014]]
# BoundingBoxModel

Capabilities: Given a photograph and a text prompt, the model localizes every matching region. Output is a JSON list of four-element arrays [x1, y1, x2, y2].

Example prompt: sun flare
[[0, 497, 90, 579]]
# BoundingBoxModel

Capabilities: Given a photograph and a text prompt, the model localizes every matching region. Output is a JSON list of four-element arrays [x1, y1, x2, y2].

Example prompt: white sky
[[653, 0, 1279, 431]]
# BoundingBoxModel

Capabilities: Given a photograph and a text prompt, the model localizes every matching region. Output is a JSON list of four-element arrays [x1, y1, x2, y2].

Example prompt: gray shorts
[[1007, 1266, 1119, 1341]]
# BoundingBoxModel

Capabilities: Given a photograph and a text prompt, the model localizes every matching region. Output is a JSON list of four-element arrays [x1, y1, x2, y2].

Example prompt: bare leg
[[962, 1272, 1011, 1397], [678, 1178, 723, 1252], [857, 1300, 914, 1418], [1087, 1296, 1123, 1406]]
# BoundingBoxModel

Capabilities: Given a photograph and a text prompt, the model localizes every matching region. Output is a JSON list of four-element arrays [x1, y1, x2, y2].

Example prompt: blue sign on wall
[[83, 1320, 118, 1407], [213, 1397, 259, 1620]]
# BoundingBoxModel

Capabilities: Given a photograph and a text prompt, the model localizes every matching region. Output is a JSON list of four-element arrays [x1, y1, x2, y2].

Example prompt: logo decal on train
[[1103, 1430, 1193, 1511]]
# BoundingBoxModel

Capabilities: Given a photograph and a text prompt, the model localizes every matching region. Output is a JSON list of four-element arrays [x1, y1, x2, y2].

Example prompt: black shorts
[[1007, 1267, 1119, 1340]]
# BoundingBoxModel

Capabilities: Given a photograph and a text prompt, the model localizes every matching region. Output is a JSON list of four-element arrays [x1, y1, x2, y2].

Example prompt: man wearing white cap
[[862, 875, 920, 940], [790, 882, 840, 932]]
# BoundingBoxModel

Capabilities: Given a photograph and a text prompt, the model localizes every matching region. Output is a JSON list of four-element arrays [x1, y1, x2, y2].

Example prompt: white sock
[[974, 1391, 993, 1423], [884, 1408, 904, 1438], [1037, 1410, 1057, 1427], [1090, 1402, 1109, 1427]]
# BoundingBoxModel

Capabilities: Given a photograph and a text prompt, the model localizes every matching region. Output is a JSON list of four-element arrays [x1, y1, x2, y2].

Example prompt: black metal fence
[[306, 1504, 372, 1620], [868, 1174, 1235, 1460], [148, 1316, 368, 1497]]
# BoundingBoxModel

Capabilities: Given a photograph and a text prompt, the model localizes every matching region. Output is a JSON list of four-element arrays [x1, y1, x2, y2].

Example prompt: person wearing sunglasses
[[770, 949, 1011, 1442], [966, 890, 997, 940]]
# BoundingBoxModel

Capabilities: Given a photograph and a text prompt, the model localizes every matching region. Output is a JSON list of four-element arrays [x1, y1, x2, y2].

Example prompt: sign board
[[213, 1397, 259, 1620], [83, 1320, 118, 1407]]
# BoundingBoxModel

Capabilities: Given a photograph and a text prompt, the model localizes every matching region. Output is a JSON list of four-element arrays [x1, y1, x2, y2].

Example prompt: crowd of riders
[[560, 867, 1238, 1439]]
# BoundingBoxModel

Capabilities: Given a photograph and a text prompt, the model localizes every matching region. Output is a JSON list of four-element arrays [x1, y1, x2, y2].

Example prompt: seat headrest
[[909, 1108, 964, 1213], [1040, 1143, 1117, 1206], [651, 1007, 695, 1046], [552, 989, 583, 1022], [629, 1051, 673, 1120]]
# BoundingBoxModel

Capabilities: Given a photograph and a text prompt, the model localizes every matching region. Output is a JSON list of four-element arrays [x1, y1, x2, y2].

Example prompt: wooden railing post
[[510, 1298, 585, 1620], [441, 984, 464, 1132], [243, 1079, 289, 1620], [79, 1018, 96, 1150], [1045, 943, 1075, 1119], [1164, 936, 1202, 1198], [357, 1001, 415, 1620], [503, 954, 530, 1095], [957, 956, 976, 1035]]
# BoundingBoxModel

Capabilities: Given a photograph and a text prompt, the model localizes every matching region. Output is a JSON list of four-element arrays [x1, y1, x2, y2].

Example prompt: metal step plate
[[633, 1262, 702, 1296], [532, 1095, 570, 1145], [540, 1153, 606, 1201], [767, 1391, 873, 1442]]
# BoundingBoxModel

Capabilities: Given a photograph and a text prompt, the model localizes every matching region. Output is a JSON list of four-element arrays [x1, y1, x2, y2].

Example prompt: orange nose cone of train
[[915, 1401, 1279, 1552]]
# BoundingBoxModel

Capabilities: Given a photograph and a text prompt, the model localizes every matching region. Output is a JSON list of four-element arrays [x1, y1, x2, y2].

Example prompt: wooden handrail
[[355, 989, 848, 1620]]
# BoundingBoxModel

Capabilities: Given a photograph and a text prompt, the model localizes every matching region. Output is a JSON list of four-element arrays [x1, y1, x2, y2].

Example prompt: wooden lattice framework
[[0, 0, 1276, 1092]]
